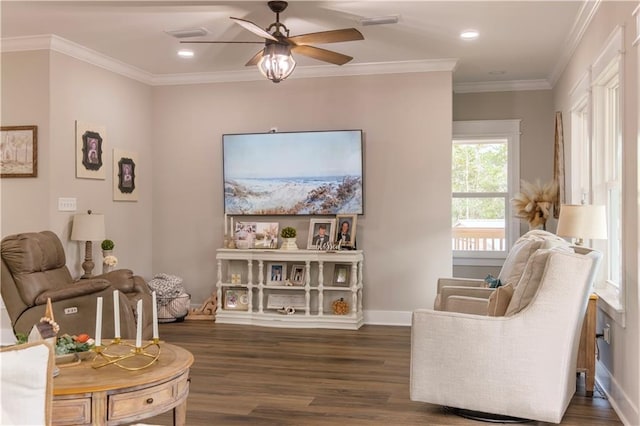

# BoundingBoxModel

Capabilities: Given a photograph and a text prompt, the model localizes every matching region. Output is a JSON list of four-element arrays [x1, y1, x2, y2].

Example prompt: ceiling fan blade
[[245, 50, 264, 66], [291, 45, 353, 65], [231, 17, 278, 42], [180, 41, 265, 44], [288, 28, 363, 45]]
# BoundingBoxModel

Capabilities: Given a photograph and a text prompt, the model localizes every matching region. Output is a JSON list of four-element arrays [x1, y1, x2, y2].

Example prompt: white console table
[[215, 249, 364, 329]]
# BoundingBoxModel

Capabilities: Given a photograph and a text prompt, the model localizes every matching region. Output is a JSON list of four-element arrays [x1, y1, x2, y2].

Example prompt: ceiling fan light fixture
[[258, 43, 296, 83]]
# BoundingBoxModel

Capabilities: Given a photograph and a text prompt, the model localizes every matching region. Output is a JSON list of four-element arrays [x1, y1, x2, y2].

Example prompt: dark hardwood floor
[[144, 321, 621, 425]]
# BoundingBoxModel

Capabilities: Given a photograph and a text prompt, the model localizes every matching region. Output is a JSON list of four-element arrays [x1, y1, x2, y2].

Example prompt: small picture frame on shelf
[[333, 264, 350, 286], [267, 263, 287, 285], [223, 288, 249, 311], [290, 264, 305, 286], [335, 214, 357, 248], [307, 218, 336, 249]]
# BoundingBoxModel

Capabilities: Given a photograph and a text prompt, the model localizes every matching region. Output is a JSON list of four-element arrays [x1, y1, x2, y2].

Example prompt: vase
[[280, 237, 298, 250], [102, 250, 113, 274]]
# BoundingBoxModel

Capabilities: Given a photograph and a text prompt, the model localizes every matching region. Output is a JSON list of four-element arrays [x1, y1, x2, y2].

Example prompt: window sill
[[594, 282, 626, 327], [453, 256, 506, 267]]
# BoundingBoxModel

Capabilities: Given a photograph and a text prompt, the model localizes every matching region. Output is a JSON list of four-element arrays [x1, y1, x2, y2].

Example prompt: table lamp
[[71, 210, 105, 278], [556, 204, 607, 246]]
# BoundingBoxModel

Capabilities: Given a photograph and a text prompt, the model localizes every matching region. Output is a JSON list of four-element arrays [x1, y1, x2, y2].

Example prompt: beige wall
[[1, 51, 154, 279], [1, 51, 50, 234], [552, 2, 639, 424], [151, 72, 453, 320], [452, 90, 555, 278]]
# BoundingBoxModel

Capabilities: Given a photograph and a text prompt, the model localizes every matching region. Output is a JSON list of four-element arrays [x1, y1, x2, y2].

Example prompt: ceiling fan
[[181, 1, 364, 82]]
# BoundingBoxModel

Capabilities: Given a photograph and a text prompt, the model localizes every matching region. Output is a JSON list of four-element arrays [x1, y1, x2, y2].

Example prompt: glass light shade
[[258, 43, 296, 83], [71, 213, 105, 241], [556, 204, 607, 243]]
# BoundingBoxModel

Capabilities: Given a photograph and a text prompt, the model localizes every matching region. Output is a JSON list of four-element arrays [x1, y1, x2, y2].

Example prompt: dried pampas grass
[[512, 179, 557, 230]]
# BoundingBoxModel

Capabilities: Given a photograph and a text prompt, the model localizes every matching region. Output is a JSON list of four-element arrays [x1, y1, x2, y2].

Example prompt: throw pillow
[[505, 248, 554, 316], [498, 230, 571, 288], [487, 283, 515, 316]]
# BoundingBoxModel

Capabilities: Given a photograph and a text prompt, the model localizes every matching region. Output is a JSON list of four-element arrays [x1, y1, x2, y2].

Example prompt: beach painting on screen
[[223, 130, 363, 215]]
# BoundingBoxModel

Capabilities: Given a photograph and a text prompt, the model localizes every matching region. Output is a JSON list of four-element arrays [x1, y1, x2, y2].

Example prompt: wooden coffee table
[[52, 342, 193, 426]]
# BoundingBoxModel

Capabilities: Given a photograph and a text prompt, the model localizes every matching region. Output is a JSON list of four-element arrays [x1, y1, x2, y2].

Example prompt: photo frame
[[223, 288, 249, 311], [76, 121, 106, 179], [1, 126, 37, 178], [333, 264, 351, 287], [267, 263, 287, 285], [307, 218, 336, 249], [290, 264, 305, 286], [234, 222, 279, 249], [335, 214, 357, 248], [113, 149, 139, 201]]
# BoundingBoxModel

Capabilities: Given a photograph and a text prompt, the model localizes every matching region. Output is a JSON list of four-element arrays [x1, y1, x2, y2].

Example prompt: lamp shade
[[556, 204, 607, 241], [258, 42, 296, 83], [71, 212, 105, 242]]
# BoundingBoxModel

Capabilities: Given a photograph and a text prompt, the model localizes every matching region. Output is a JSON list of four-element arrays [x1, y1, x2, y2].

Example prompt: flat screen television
[[223, 130, 364, 215]]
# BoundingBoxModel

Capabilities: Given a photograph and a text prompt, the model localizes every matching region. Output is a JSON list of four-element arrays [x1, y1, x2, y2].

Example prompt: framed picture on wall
[[1, 125, 37, 178], [76, 121, 106, 179], [113, 149, 138, 201]]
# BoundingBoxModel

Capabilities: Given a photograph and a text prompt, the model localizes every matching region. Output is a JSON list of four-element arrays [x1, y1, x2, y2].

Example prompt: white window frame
[[568, 26, 625, 325], [452, 120, 521, 266]]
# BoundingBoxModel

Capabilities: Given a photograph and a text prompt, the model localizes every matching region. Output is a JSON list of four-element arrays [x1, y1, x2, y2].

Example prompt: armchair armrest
[[35, 279, 110, 305], [434, 278, 486, 310], [436, 277, 485, 292], [444, 295, 489, 315]]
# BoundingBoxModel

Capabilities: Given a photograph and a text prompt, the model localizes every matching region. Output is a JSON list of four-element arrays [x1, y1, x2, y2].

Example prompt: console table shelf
[[215, 249, 364, 329]]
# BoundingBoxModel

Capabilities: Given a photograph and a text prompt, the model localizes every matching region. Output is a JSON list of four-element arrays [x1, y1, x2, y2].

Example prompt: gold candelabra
[[92, 338, 161, 371]]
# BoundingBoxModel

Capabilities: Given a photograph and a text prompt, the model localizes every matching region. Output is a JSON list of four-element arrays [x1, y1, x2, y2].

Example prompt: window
[[568, 26, 625, 321], [452, 120, 520, 265], [593, 55, 623, 289]]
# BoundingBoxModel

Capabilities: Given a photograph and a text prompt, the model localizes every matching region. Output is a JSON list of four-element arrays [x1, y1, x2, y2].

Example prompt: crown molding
[[453, 79, 552, 94], [1, 34, 154, 84], [1, 34, 457, 87], [547, 0, 602, 87], [151, 58, 458, 86]]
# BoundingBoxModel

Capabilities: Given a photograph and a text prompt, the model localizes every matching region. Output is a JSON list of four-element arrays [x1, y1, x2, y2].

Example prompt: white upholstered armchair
[[410, 245, 602, 423]]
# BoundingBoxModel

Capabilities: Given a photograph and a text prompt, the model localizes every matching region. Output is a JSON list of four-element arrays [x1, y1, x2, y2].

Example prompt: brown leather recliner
[[1, 231, 153, 339]]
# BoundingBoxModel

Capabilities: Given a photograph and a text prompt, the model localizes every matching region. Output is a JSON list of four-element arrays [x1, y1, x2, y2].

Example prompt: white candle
[[95, 297, 103, 347], [152, 291, 159, 339], [113, 290, 121, 339], [224, 213, 228, 236], [230, 217, 234, 236], [135, 299, 143, 348]]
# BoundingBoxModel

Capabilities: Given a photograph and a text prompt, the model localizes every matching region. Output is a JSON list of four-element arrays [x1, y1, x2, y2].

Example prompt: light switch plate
[[58, 197, 77, 211]]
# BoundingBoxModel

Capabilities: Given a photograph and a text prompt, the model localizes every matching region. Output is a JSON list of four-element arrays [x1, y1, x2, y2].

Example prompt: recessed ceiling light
[[460, 29, 479, 40], [178, 49, 194, 58]]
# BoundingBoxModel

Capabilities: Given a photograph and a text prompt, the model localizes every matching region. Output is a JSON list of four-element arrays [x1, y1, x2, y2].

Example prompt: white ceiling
[[1, 1, 594, 90]]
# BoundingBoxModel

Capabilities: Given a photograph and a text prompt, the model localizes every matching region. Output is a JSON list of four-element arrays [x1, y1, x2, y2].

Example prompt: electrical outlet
[[603, 323, 611, 344], [58, 197, 77, 211], [64, 307, 78, 315]]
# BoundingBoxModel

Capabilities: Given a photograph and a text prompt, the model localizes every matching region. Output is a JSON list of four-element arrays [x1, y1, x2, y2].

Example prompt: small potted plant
[[280, 227, 298, 250], [101, 239, 114, 252]]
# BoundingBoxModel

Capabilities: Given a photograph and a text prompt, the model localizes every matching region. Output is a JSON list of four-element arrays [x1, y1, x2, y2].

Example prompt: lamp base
[[81, 240, 95, 279]]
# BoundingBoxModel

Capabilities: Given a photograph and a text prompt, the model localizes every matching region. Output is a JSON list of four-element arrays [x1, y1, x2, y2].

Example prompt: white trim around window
[[452, 120, 521, 266]]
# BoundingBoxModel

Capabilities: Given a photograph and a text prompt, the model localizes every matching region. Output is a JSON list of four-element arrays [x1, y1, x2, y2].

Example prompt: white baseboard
[[363, 310, 412, 326], [596, 360, 639, 426]]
